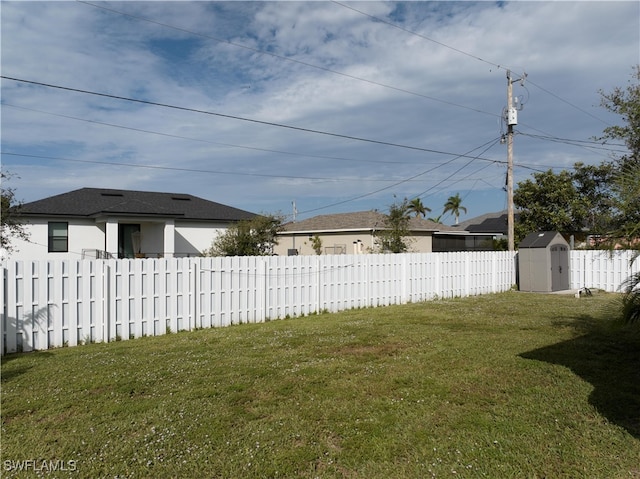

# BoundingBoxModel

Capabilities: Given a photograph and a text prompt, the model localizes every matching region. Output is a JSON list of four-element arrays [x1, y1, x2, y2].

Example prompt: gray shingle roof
[[19, 188, 256, 222], [282, 210, 458, 233], [518, 231, 567, 248], [455, 210, 520, 234]]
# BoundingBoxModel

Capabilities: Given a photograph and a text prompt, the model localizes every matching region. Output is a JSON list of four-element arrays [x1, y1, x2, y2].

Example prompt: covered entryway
[[103, 218, 176, 259], [119, 224, 141, 258]]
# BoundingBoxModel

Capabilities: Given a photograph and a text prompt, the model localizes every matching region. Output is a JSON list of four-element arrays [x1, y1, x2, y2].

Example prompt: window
[[48, 222, 69, 252]]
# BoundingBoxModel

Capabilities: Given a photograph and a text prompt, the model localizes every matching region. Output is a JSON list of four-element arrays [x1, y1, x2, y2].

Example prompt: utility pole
[[504, 70, 526, 251], [506, 70, 515, 251]]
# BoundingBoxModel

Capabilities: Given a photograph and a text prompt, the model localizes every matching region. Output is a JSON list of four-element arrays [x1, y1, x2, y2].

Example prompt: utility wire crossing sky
[[1, 1, 637, 223]]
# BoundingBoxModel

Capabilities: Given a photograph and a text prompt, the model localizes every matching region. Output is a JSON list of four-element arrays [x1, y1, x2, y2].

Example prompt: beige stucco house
[[274, 210, 494, 255]]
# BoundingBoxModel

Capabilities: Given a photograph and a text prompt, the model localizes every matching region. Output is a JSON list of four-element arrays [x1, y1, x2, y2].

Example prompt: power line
[[332, 1, 505, 71], [1, 75, 503, 162], [517, 131, 628, 153], [2, 77, 511, 216], [333, 1, 614, 128], [2, 102, 431, 166], [425, 161, 502, 205], [0, 151, 428, 184], [2, 80, 509, 217], [0, 84, 580, 213], [414, 138, 502, 200], [297, 137, 503, 216], [525, 79, 613, 127]]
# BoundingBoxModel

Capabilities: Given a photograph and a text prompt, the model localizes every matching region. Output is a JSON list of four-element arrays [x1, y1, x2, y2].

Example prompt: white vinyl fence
[[1, 250, 636, 355], [1, 252, 515, 355], [570, 249, 639, 293]]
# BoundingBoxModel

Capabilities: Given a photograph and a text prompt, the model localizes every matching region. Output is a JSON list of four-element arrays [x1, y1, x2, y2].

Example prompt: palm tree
[[443, 193, 467, 225], [406, 197, 431, 218]]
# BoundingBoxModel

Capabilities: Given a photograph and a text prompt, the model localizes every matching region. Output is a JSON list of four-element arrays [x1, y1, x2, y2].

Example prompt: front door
[[118, 224, 141, 258], [550, 244, 569, 291]]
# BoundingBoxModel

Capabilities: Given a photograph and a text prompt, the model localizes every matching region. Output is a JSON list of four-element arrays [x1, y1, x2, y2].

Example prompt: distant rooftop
[[454, 210, 520, 235], [282, 210, 460, 233], [18, 188, 256, 222]]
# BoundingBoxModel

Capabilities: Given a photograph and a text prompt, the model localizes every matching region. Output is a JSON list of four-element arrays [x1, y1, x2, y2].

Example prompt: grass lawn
[[1, 291, 639, 478]]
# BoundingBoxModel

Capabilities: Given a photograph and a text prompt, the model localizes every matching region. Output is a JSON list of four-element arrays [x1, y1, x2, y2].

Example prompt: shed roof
[[18, 188, 256, 222], [518, 231, 567, 248]]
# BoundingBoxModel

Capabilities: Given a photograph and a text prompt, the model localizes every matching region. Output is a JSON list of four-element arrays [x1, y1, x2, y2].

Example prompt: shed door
[[550, 244, 569, 291]]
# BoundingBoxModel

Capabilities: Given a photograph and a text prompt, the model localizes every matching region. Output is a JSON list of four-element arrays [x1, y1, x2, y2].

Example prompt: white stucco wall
[[6, 218, 106, 261], [5, 218, 232, 260], [174, 222, 228, 256]]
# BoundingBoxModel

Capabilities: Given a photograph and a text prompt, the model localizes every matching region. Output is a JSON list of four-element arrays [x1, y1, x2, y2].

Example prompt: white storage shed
[[518, 231, 570, 292]]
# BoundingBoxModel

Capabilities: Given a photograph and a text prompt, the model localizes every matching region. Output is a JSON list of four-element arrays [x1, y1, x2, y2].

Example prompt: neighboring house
[[274, 210, 495, 255], [454, 210, 513, 235], [8, 188, 256, 260], [448, 210, 522, 247]]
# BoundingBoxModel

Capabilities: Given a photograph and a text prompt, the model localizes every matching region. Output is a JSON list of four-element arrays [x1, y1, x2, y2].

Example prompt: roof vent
[[172, 196, 191, 201], [101, 192, 124, 197]]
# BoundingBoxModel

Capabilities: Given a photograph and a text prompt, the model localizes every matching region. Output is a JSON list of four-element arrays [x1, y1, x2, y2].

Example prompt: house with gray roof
[[453, 210, 520, 235], [8, 188, 256, 260], [274, 210, 495, 255]]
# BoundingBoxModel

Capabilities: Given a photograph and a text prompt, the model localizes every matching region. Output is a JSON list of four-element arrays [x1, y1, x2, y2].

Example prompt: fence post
[[464, 253, 471, 298], [103, 262, 111, 343], [190, 259, 198, 330], [402, 254, 408, 303], [434, 254, 441, 298], [316, 256, 321, 314]]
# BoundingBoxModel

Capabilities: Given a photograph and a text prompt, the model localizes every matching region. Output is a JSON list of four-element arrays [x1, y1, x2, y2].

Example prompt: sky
[[1, 1, 638, 225]]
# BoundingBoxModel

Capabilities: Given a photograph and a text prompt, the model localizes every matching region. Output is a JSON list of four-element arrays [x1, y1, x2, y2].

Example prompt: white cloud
[[2, 1, 638, 221]]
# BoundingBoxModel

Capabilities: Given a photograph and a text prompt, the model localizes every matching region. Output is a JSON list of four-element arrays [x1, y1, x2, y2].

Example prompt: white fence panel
[[570, 250, 639, 292], [286, 255, 318, 317], [8, 250, 636, 355]]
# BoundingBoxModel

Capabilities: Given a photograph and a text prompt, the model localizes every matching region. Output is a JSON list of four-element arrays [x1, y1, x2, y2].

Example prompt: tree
[[310, 235, 323, 255], [609, 162, 640, 247], [596, 65, 640, 169], [406, 197, 430, 218], [571, 161, 616, 235], [203, 213, 283, 256], [611, 162, 640, 324], [1, 171, 29, 255], [513, 162, 618, 243], [442, 193, 467, 225], [596, 66, 640, 323], [375, 198, 411, 253], [596, 65, 640, 248], [514, 169, 583, 242]]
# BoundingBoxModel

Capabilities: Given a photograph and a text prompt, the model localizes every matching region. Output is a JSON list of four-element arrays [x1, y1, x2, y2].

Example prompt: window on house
[[48, 222, 69, 252]]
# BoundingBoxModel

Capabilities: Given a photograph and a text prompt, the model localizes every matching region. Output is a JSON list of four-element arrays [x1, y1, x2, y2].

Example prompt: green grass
[[2, 292, 639, 478]]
